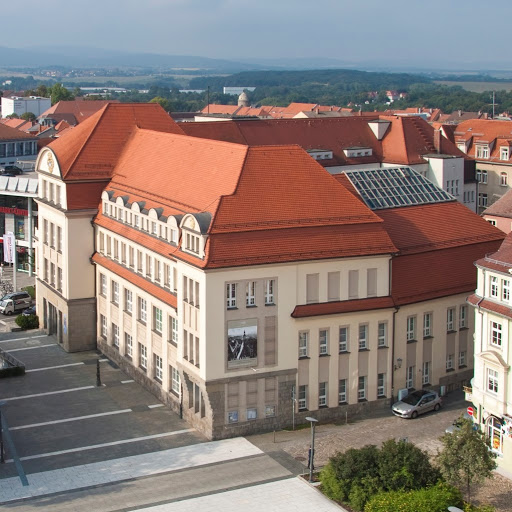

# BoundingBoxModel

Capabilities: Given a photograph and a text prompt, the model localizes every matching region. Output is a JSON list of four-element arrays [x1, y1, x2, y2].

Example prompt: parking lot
[[0, 331, 206, 479]]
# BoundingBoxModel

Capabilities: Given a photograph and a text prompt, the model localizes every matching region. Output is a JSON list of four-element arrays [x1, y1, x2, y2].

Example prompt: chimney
[[434, 128, 442, 153]]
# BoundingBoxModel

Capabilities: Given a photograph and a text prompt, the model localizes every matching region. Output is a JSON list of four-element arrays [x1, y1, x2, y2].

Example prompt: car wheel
[[411, 411, 418, 419], [434, 403, 441, 411], [6, 311, 12, 316]]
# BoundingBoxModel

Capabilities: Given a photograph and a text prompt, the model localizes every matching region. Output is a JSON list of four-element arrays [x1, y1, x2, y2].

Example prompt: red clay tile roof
[[41, 99, 120, 124], [291, 296, 395, 318], [0, 118, 33, 131], [483, 189, 512, 219], [48, 103, 184, 181], [92, 253, 177, 309], [468, 294, 512, 320], [475, 232, 512, 269], [0, 122, 36, 140], [66, 182, 111, 210], [200, 104, 240, 115]]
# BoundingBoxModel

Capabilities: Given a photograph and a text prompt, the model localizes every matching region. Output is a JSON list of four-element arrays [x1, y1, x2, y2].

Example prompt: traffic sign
[[467, 406, 474, 417]]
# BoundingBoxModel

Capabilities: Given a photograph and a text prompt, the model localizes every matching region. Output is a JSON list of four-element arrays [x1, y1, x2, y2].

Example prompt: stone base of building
[[439, 367, 473, 393]]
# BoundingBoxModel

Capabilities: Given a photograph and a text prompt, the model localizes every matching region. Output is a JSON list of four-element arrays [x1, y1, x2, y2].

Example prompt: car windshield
[[401, 394, 422, 405], [0, 300, 10, 307]]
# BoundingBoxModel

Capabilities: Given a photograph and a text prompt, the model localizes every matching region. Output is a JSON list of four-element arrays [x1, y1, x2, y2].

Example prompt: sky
[[4, 0, 512, 69]]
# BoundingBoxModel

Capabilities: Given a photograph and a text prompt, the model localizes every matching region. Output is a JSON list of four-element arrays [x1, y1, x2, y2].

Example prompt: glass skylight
[[343, 167, 454, 210]]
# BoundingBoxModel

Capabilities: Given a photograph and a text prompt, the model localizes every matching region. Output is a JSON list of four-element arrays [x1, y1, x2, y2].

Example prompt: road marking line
[[99, 358, 109, 362], [7, 343, 57, 352], [26, 362, 84, 372], [2, 386, 95, 402], [10, 409, 133, 430], [121, 379, 135, 384], [148, 404, 164, 409], [0, 334, 47, 344], [6, 429, 195, 462]]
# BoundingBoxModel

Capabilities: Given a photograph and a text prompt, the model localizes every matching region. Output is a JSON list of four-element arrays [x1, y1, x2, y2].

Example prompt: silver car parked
[[392, 390, 442, 419]]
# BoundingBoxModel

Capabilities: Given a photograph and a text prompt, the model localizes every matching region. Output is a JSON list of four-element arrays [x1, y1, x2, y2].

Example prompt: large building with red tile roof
[[467, 233, 512, 472], [35, 103, 503, 439]]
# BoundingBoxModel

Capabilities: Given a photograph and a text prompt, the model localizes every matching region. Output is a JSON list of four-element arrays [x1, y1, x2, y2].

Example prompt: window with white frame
[[459, 305, 467, 328], [501, 172, 508, 187], [171, 316, 178, 344], [487, 368, 499, 393], [406, 316, 416, 341], [125, 288, 133, 313], [476, 145, 489, 159], [478, 193, 488, 207], [319, 329, 328, 355], [139, 297, 147, 323], [406, 366, 415, 389], [319, 382, 327, 407], [154, 354, 163, 381], [377, 322, 387, 347], [358, 324, 368, 350], [358, 376, 367, 400], [377, 373, 386, 397], [490, 276, 499, 298], [339, 326, 349, 352], [482, 171, 489, 183], [153, 307, 163, 334], [339, 379, 347, 404], [171, 366, 180, 394], [246, 281, 256, 306], [422, 361, 430, 385], [185, 232, 200, 254], [139, 343, 148, 370], [226, 283, 237, 308], [423, 312, 432, 337], [265, 279, 275, 305], [459, 351, 466, 367], [112, 281, 119, 305], [501, 147, 510, 161], [306, 273, 320, 303], [491, 321, 502, 347], [112, 323, 119, 348], [447, 308, 455, 331], [446, 353, 454, 370], [298, 331, 308, 358], [502, 279, 510, 301], [100, 273, 107, 296], [125, 332, 133, 357], [100, 314, 107, 338], [298, 385, 307, 410]]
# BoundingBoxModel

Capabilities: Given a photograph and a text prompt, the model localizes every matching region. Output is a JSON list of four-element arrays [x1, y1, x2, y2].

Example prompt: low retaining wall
[[0, 347, 25, 377]]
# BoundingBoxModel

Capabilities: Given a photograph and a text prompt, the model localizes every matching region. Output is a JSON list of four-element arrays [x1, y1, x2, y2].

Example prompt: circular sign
[[467, 406, 474, 417]]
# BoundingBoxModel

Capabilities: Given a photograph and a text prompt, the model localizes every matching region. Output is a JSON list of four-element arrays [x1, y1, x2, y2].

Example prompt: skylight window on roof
[[343, 167, 454, 210]]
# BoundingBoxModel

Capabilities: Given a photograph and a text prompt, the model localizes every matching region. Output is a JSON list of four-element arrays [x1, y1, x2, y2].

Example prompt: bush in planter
[[15, 314, 39, 330]]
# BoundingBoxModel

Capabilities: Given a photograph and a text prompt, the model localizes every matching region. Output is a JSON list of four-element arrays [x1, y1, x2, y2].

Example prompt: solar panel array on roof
[[343, 167, 454, 210]]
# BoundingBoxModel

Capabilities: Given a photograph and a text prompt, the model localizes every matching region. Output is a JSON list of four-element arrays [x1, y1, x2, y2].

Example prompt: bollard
[[96, 359, 101, 387]]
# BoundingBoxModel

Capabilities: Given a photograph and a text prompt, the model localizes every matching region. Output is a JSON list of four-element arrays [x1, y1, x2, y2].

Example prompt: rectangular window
[[500, 147, 509, 161], [125, 332, 133, 357], [377, 322, 387, 347], [487, 368, 499, 393], [306, 273, 319, 303], [112, 323, 119, 348], [339, 326, 349, 352], [423, 313, 432, 338], [459, 351, 466, 367], [298, 385, 307, 410], [125, 288, 133, 313], [478, 193, 488, 207], [153, 307, 163, 334], [100, 273, 107, 296], [338, 379, 347, 404], [348, 270, 359, 299], [171, 366, 180, 394], [358, 324, 368, 350], [501, 172, 508, 187], [319, 382, 327, 407], [502, 279, 510, 302], [246, 281, 256, 306], [358, 376, 367, 400], [154, 354, 163, 381], [446, 354, 454, 370], [298, 331, 308, 358], [57, 267, 63, 291], [139, 297, 147, 323], [57, 226, 62, 252], [100, 314, 107, 338], [367, 268, 377, 297], [459, 305, 467, 328], [265, 279, 275, 305], [171, 316, 178, 344], [247, 408, 257, 420], [112, 281, 119, 305], [422, 361, 430, 385], [406, 366, 415, 389], [406, 316, 416, 341], [327, 271, 340, 301], [476, 145, 489, 159], [377, 373, 386, 397], [447, 308, 455, 331], [319, 329, 328, 355], [226, 283, 237, 308], [491, 321, 502, 347], [490, 276, 498, 298], [139, 343, 148, 369]]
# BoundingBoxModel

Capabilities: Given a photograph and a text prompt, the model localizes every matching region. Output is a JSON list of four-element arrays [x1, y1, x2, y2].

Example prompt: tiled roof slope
[[475, 232, 512, 270], [48, 103, 184, 181], [483, 189, 512, 218], [181, 115, 466, 167], [0, 118, 33, 131], [0, 122, 35, 140], [291, 296, 395, 318], [41, 100, 120, 124]]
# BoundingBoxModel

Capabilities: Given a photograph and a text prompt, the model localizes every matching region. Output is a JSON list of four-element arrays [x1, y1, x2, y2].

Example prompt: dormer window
[[501, 147, 509, 161], [343, 147, 372, 158], [476, 144, 489, 159], [457, 143, 466, 153], [307, 149, 333, 161], [185, 232, 200, 254]]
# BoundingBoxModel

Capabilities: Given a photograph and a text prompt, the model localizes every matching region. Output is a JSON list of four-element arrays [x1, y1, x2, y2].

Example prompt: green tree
[[50, 83, 73, 104], [149, 96, 170, 111], [5, 113, 19, 119], [20, 112, 36, 122], [437, 417, 497, 503]]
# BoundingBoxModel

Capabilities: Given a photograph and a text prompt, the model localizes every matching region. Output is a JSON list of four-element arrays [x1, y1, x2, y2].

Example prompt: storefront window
[[14, 216, 25, 240], [486, 416, 503, 453]]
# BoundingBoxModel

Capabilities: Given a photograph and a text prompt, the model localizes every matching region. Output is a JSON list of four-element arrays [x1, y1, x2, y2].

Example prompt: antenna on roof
[[207, 86, 210, 115]]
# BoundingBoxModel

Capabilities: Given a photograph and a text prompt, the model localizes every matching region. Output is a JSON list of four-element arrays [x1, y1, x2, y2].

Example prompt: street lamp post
[[306, 416, 318, 483]]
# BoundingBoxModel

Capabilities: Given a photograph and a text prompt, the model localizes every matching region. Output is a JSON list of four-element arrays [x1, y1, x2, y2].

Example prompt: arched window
[[486, 416, 503, 453]]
